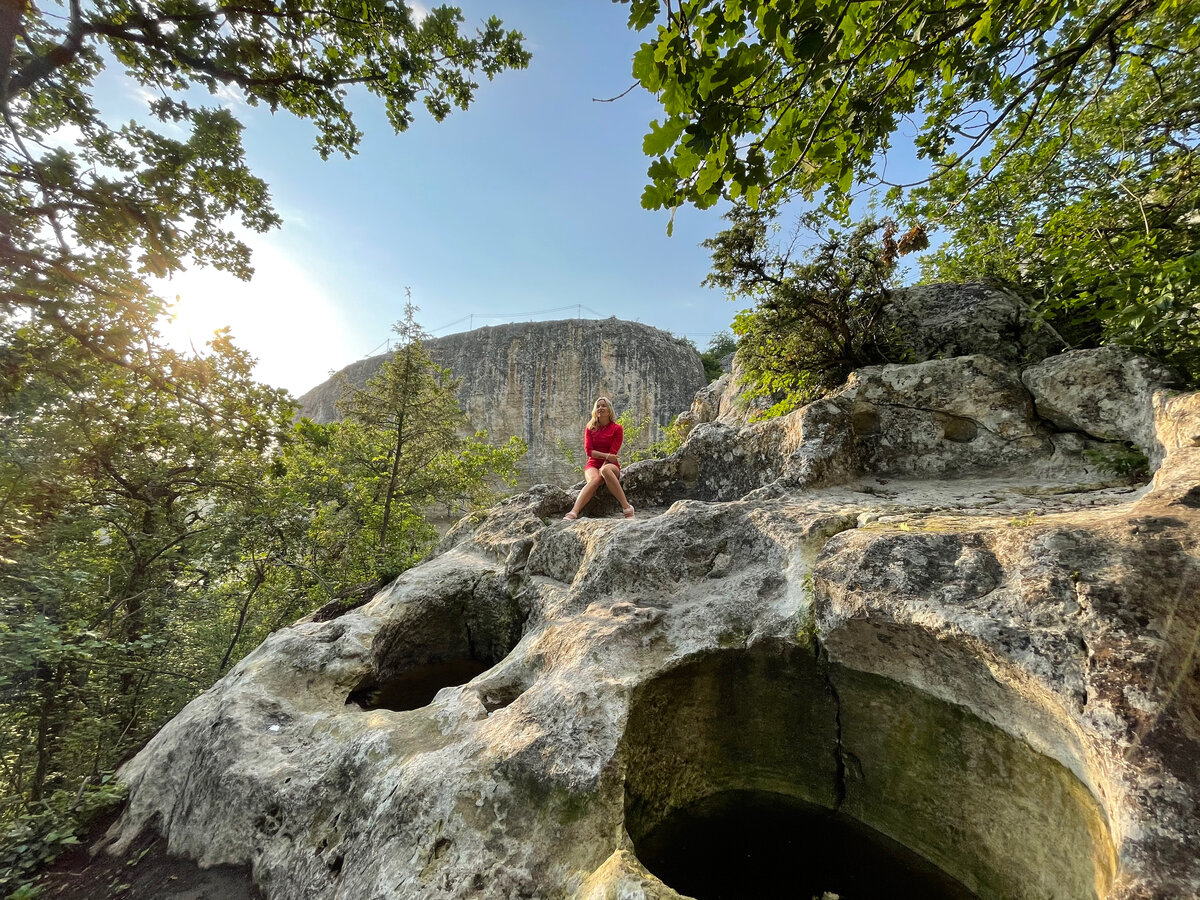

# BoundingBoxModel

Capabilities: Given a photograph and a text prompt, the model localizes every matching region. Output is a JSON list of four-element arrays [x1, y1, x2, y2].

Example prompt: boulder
[[1021, 347, 1180, 463], [883, 282, 1062, 366], [104, 353, 1200, 900]]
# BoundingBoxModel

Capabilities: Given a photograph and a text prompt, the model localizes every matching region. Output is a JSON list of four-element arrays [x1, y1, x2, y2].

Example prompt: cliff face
[[297, 318, 707, 485]]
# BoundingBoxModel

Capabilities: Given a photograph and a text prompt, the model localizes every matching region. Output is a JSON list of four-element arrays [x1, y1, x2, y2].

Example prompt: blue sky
[[149, 2, 746, 393], [139, 2, 934, 394]]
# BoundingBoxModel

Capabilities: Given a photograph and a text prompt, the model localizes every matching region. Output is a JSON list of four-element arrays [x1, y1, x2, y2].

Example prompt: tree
[[708, 209, 905, 418], [297, 300, 525, 600], [0, 323, 295, 814], [1, 0, 529, 365], [621, 0, 1178, 214], [0, 303, 524, 865], [904, 5, 1200, 379], [623, 0, 1199, 379]]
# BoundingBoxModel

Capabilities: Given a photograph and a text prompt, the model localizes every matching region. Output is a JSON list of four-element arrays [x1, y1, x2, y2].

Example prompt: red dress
[[584, 421, 623, 471]]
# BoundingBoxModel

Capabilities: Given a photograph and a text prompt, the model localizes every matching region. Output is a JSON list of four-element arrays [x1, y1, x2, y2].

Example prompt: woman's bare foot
[[623, 506, 635, 519], [563, 511, 578, 521]]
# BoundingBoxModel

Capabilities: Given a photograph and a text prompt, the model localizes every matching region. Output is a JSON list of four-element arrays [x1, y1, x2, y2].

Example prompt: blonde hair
[[587, 396, 615, 431]]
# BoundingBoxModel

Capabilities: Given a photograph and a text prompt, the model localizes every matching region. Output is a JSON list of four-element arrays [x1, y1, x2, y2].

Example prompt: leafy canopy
[[623, 0, 1200, 381], [1, 0, 529, 362], [903, 2, 1200, 378], [620, 0, 1169, 215]]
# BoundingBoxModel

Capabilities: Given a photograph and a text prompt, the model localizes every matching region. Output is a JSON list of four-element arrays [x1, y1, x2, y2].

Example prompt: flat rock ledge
[[107, 352, 1200, 900]]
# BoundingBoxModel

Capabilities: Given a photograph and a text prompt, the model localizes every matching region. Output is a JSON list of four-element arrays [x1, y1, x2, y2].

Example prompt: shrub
[[705, 210, 914, 419]]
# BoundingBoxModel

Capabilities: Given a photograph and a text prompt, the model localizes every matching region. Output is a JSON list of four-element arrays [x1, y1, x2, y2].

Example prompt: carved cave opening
[[347, 584, 526, 713], [622, 644, 1116, 900]]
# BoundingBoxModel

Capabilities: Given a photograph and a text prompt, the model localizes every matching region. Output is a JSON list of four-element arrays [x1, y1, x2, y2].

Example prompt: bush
[[0, 776, 127, 896], [705, 210, 915, 419]]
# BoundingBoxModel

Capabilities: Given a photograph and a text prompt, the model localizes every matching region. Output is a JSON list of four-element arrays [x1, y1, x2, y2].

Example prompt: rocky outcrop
[[883, 282, 1063, 366], [681, 282, 1064, 432], [107, 349, 1200, 900], [297, 319, 707, 485], [1021, 347, 1180, 464]]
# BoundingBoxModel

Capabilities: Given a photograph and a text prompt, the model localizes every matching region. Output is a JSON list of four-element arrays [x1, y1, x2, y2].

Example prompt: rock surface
[[1021, 347, 1180, 464], [108, 350, 1200, 900], [883, 282, 1063, 366], [297, 319, 706, 486]]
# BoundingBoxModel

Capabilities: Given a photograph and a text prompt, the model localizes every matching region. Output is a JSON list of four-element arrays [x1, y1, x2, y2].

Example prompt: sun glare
[[154, 239, 359, 396]]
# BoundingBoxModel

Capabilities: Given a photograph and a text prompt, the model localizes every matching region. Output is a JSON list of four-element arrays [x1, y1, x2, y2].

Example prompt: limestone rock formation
[[1021, 347, 1181, 463], [883, 282, 1063, 366], [683, 282, 1063, 433], [107, 348, 1200, 900], [297, 319, 707, 486]]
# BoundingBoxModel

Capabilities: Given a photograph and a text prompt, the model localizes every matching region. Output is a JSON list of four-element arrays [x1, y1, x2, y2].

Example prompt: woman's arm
[[590, 423, 623, 463]]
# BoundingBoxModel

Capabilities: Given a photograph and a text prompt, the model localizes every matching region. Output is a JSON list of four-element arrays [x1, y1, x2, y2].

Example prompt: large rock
[[1021, 347, 1180, 463], [686, 283, 1064, 430], [298, 319, 707, 486], [106, 352, 1200, 900], [883, 282, 1062, 366]]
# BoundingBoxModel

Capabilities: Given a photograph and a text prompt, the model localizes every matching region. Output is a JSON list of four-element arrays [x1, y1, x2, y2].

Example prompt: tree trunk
[[379, 344, 414, 548], [31, 660, 67, 802], [0, 0, 28, 106]]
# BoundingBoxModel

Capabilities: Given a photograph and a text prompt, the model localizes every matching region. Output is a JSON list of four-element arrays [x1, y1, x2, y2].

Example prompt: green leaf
[[643, 117, 686, 156]]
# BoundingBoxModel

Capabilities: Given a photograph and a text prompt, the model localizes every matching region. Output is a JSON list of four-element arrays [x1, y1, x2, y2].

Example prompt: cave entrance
[[622, 645, 1115, 900], [636, 788, 976, 900], [347, 581, 525, 713]]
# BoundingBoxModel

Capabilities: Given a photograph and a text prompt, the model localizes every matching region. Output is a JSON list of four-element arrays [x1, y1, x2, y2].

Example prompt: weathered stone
[[883, 282, 1062, 366], [298, 319, 707, 486], [682, 374, 729, 428], [105, 353, 1200, 900], [834, 354, 1052, 477], [1021, 347, 1180, 461], [698, 283, 1063, 431]]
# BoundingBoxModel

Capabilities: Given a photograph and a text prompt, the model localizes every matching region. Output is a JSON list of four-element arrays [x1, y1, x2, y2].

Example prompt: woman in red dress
[[563, 396, 635, 520]]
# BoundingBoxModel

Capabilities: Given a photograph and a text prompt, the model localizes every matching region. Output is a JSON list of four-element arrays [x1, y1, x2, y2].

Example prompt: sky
[[142, 2, 752, 395]]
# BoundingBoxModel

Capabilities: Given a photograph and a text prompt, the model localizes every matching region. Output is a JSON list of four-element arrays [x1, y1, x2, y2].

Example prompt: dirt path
[[34, 810, 260, 900]]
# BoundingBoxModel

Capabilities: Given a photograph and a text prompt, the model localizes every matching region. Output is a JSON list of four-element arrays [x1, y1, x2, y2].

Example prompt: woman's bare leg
[[600, 464, 633, 516], [565, 468, 603, 519]]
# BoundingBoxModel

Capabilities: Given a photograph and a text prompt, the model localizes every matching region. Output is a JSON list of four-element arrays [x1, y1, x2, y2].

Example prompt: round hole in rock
[[636, 788, 976, 900], [347, 578, 526, 713], [348, 658, 493, 712], [622, 644, 1116, 900]]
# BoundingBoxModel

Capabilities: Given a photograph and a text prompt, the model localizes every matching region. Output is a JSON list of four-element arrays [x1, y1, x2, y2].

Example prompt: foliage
[[708, 210, 907, 418], [623, 0, 1200, 378], [0, 321, 295, 818], [1083, 444, 1151, 480], [0, 776, 127, 896], [0, 308, 522, 881], [639, 415, 691, 460], [906, 4, 1200, 381], [700, 331, 738, 382], [303, 301, 526, 593], [1, 0, 529, 367], [0, 0, 528, 886], [621, 0, 1175, 216]]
